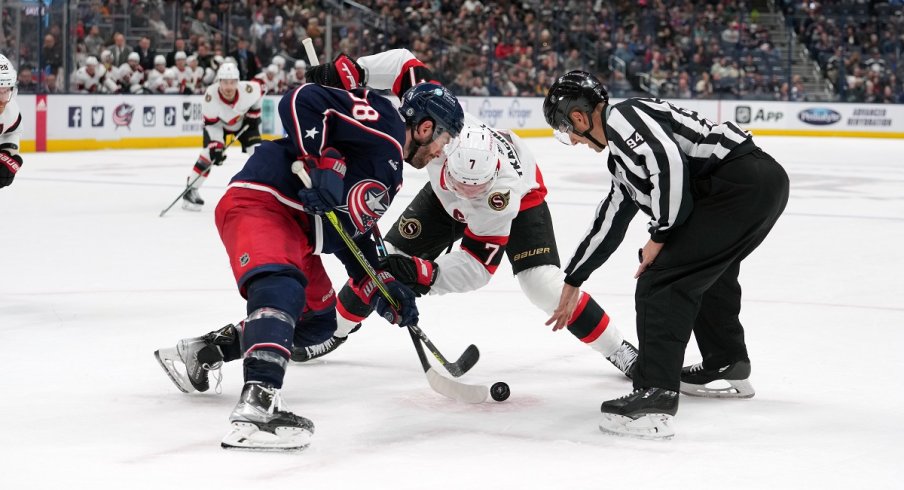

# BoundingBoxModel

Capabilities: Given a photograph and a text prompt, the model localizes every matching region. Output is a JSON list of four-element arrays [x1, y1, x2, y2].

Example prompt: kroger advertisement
[[14, 94, 904, 152]]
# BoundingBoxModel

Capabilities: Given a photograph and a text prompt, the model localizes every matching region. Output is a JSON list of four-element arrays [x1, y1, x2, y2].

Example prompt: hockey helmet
[[272, 55, 286, 68], [163, 68, 176, 80], [154, 55, 166, 66], [85, 56, 99, 66], [444, 127, 501, 199], [128, 52, 140, 63], [400, 82, 464, 140], [175, 51, 187, 61], [100, 50, 113, 62], [543, 70, 608, 141], [0, 54, 17, 103], [216, 62, 240, 81]]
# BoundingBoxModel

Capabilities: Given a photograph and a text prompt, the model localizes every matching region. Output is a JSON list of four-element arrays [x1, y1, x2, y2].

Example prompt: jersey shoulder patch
[[487, 190, 511, 211]]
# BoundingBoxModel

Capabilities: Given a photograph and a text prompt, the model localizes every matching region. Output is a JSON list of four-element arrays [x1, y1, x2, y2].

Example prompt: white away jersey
[[424, 114, 547, 294], [73, 65, 108, 93], [201, 81, 263, 142], [0, 99, 23, 153]]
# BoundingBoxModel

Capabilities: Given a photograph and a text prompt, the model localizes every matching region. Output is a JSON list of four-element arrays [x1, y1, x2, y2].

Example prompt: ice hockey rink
[[2, 135, 902, 489]]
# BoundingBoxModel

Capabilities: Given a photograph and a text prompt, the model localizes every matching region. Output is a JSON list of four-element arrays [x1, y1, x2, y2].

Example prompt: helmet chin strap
[[573, 105, 608, 150]]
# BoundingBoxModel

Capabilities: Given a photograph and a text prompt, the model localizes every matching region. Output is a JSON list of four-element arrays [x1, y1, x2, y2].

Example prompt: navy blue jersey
[[228, 84, 407, 279]]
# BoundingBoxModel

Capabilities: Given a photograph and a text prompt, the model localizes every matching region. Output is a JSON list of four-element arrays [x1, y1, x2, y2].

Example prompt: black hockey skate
[[679, 359, 755, 399], [290, 324, 360, 362], [182, 187, 204, 211], [154, 324, 237, 393], [221, 382, 314, 452], [599, 387, 678, 440], [606, 340, 638, 379]]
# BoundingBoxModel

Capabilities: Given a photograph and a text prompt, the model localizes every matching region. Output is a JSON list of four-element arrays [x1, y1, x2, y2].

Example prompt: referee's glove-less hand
[[306, 53, 366, 90], [378, 255, 437, 296], [296, 147, 347, 215], [349, 271, 419, 327]]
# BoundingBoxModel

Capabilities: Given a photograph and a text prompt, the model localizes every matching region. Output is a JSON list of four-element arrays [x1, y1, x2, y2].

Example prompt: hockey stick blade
[[408, 328, 488, 403], [409, 324, 479, 377]]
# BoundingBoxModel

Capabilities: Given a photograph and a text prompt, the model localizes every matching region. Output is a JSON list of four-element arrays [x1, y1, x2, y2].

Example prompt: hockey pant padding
[[517, 265, 623, 356], [241, 270, 307, 387]]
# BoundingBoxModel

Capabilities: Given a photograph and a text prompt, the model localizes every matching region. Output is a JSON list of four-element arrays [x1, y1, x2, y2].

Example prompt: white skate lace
[[259, 385, 284, 415], [687, 363, 705, 373], [203, 362, 223, 394], [305, 337, 336, 356], [607, 343, 638, 374], [614, 388, 644, 400]]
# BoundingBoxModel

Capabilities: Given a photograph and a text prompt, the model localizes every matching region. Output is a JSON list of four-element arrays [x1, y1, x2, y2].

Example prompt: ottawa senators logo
[[398, 217, 422, 239], [245, 84, 253, 93], [205, 93, 212, 102], [487, 190, 510, 211]]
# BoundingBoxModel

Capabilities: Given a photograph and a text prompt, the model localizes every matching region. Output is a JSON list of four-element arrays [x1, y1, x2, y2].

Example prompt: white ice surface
[[2, 136, 902, 489]]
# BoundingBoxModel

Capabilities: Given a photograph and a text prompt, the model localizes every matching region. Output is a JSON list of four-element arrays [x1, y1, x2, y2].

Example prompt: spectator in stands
[[41, 34, 64, 74], [695, 71, 714, 98], [149, 9, 172, 42], [230, 37, 260, 80], [41, 73, 60, 94], [166, 39, 189, 66], [17, 66, 38, 94], [108, 33, 132, 66], [84, 25, 105, 57]]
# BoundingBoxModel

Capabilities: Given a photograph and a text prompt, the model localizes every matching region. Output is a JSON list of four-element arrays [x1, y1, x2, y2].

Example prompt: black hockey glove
[[0, 150, 23, 188], [295, 147, 347, 215], [306, 53, 366, 90], [349, 271, 419, 327], [208, 142, 226, 166], [378, 254, 437, 296], [244, 117, 261, 130]]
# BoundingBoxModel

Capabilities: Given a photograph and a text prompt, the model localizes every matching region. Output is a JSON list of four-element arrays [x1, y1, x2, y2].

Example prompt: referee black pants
[[632, 148, 790, 392]]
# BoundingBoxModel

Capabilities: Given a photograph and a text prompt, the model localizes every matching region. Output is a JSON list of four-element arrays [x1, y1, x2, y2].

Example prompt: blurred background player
[[0, 54, 22, 189], [295, 122, 638, 378], [181, 62, 263, 211], [172, 51, 195, 94], [154, 79, 463, 451], [287, 59, 306, 90], [254, 64, 280, 94], [72, 56, 106, 93]]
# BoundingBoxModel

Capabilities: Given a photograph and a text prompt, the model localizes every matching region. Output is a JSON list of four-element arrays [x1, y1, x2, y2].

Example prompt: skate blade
[[221, 422, 312, 452], [154, 348, 195, 394], [679, 379, 755, 399], [598, 413, 675, 440], [181, 201, 203, 212]]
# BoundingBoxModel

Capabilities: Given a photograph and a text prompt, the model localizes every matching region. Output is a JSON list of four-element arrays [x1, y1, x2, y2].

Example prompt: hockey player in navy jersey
[[154, 52, 465, 450]]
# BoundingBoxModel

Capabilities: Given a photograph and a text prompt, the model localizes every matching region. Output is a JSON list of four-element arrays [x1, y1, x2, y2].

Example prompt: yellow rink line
[[17, 128, 904, 152]]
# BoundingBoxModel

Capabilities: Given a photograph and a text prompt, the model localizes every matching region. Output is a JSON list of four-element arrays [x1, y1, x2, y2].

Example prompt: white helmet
[[0, 54, 17, 102], [294, 59, 307, 70], [175, 51, 187, 61], [444, 127, 501, 199], [272, 55, 286, 68], [163, 68, 176, 80], [216, 62, 240, 81], [128, 52, 140, 63], [85, 56, 99, 66], [100, 50, 113, 62], [154, 55, 166, 66]]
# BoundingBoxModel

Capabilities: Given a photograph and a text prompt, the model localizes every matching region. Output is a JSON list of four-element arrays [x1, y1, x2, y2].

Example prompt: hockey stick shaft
[[297, 39, 478, 377], [159, 124, 250, 217]]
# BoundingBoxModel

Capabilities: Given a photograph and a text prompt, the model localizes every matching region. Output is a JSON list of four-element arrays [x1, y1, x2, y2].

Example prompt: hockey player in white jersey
[[187, 55, 204, 94], [146, 68, 181, 94], [287, 59, 306, 89], [0, 54, 23, 189], [298, 121, 639, 377], [182, 62, 263, 210], [253, 64, 280, 94], [271, 55, 288, 93], [144, 55, 168, 89], [118, 52, 145, 93], [73, 56, 107, 93], [172, 51, 194, 94]]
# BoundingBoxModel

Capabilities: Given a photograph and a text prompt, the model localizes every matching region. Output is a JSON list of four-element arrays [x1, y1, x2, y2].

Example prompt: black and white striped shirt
[[564, 98, 753, 286]]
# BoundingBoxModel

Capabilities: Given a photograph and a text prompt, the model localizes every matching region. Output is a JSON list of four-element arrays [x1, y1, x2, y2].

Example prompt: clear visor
[[445, 164, 493, 199], [553, 117, 576, 145], [0, 86, 13, 103]]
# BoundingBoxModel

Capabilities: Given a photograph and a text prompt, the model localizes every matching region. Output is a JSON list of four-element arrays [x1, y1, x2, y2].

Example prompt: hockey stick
[[158, 116, 251, 217], [371, 227, 489, 403], [296, 39, 479, 378]]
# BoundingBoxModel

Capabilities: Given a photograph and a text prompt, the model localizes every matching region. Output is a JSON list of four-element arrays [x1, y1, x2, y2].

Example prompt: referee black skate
[[543, 71, 789, 439]]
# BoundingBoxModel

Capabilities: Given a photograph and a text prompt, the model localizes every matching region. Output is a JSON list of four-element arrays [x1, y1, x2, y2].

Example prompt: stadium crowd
[[3, 0, 903, 102]]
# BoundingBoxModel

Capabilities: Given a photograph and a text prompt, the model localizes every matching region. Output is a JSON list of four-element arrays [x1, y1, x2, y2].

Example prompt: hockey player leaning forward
[[182, 62, 264, 211], [155, 54, 466, 451], [295, 120, 640, 379], [0, 54, 24, 189], [543, 70, 789, 439]]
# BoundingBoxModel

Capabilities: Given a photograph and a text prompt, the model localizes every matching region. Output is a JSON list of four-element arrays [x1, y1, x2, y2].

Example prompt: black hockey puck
[[490, 382, 510, 402]]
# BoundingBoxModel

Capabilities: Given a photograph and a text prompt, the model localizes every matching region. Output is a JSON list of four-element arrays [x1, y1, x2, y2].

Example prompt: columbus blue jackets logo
[[112, 103, 135, 130], [340, 179, 390, 234]]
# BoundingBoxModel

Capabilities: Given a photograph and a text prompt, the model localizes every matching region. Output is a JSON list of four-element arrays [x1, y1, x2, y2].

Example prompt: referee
[[543, 71, 789, 439]]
